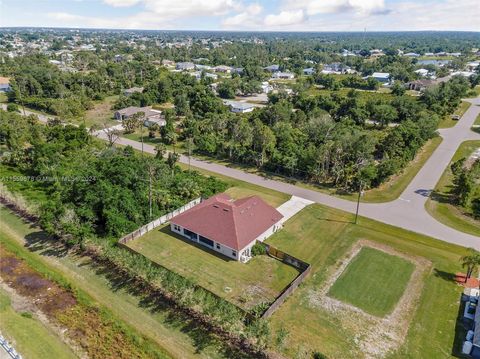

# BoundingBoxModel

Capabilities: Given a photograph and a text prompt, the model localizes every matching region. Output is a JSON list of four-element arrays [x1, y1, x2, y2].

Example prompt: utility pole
[[355, 180, 362, 224], [149, 166, 153, 220]]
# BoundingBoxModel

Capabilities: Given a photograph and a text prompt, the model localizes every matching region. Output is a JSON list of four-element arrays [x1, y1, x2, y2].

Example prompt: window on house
[[232, 250, 237, 257], [173, 224, 180, 231], [216, 243, 220, 250]]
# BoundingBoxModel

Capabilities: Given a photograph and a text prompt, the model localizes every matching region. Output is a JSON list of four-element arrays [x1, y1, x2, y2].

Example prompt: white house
[[170, 193, 283, 262], [261, 81, 273, 94], [272, 71, 295, 80], [371, 72, 391, 83], [414, 69, 430, 77], [224, 100, 255, 113]]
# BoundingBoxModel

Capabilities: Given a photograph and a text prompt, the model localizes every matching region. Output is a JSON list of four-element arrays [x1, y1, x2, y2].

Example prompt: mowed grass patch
[[127, 224, 299, 309], [264, 204, 468, 359], [328, 247, 415, 317], [0, 288, 77, 359]]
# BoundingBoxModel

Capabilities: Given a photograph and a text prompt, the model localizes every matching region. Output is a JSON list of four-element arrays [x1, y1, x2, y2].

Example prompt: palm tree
[[461, 248, 480, 283]]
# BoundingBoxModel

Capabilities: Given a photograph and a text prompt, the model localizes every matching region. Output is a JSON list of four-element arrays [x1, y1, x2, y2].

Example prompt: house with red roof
[[170, 193, 284, 262]]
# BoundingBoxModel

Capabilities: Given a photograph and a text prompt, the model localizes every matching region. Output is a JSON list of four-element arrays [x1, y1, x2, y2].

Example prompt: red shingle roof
[[170, 194, 283, 251]]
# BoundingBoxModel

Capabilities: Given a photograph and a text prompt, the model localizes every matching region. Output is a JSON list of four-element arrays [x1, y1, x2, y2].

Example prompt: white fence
[[0, 333, 22, 359], [118, 197, 202, 244]]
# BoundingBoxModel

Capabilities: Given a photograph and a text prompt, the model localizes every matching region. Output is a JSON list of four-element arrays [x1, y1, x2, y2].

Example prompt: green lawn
[[438, 101, 472, 129], [426, 140, 480, 236], [264, 204, 468, 359], [473, 113, 480, 134], [0, 206, 238, 359], [126, 224, 299, 309], [328, 247, 415, 317], [0, 288, 77, 359]]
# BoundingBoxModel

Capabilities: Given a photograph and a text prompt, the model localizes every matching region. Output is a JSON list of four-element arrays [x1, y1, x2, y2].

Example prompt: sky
[[0, 0, 479, 32]]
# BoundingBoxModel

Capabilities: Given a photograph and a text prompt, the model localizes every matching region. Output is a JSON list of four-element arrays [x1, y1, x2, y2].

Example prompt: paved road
[[4, 101, 480, 247]]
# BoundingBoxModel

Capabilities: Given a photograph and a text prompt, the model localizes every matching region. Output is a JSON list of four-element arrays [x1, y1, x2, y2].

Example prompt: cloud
[[264, 10, 306, 27], [281, 0, 387, 15], [222, 3, 262, 27], [103, 0, 141, 7]]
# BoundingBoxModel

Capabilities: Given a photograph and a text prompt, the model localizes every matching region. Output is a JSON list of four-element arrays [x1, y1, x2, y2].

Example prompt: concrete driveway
[[276, 196, 314, 224]]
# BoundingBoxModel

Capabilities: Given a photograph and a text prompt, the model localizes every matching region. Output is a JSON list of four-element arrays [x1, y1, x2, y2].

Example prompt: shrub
[[6, 103, 18, 112], [251, 242, 267, 256]]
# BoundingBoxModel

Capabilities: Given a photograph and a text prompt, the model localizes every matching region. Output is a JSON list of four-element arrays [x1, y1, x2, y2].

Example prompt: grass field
[[473, 113, 480, 134], [264, 204, 468, 359], [328, 247, 415, 317], [76, 95, 119, 128], [438, 101, 472, 128], [426, 140, 480, 236], [126, 224, 299, 309], [0, 288, 77, 359], [0, 206, 242, 359]]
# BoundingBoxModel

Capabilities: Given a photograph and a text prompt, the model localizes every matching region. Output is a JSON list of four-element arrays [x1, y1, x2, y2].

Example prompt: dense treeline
[[0, 110, 226, 240], [451, 158, 480, 219], [186, 76, 469, 191]]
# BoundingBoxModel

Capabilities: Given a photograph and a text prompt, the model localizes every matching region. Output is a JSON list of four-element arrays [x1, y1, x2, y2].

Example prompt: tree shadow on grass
[[86, 258, 254, 358], [433, 268, 457, 283], [24, 231, 70, 258]]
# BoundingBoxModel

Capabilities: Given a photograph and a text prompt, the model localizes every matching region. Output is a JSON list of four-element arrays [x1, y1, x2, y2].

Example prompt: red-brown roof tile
[[170, 194, 283, 250]]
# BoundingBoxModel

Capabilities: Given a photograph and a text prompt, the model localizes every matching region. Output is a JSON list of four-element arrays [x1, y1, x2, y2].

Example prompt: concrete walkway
[[3, 99, 480, 248], [276, 196, 314, 224]]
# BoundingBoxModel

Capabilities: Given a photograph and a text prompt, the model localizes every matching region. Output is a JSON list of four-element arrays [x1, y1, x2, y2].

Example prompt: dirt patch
[[308, 239, 431, 358], [0, 246, 77, 316]]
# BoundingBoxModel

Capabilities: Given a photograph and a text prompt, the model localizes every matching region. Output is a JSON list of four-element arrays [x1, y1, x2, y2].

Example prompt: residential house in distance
[[370, 72, 391, 84], [414, 69, 430, 77], [170, 193, 284, 262], [321, 62, 351, 74], [161, 59, 175, 67], [272, 71, 295, 80], [404, 52, 420, 57], [223, 100, 256, 113], [0, 77, 11, 92], [303, 67, 315, 75], [405, 79, 436, 92], [213, 65, 232, 73], [114, 106, 164, 127], [261, 81, 273, 94], [176, 62, 195, 71], [264, 64, 280, 72], [123, 87, 144, 96]]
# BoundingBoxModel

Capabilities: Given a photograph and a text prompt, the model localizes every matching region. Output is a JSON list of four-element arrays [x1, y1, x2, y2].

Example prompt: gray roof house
[[176, 62, 195, 71], [114, 106, 165, 127], [264, 64, 280, 72], [223, 100, 255, 114]]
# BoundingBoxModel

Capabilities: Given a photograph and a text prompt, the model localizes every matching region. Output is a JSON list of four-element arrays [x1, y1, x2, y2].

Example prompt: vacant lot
[[426, 140, 480, 236], [264, 204, 468, 359], [328, 247, 415, 317], [127, 224, 299, 309], [0, 287, 76, 359], [439, 101, 472, 128], [79, 95, 118, 128]]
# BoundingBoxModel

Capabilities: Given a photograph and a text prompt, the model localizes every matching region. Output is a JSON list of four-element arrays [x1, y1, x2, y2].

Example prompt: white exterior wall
[[170, 223, 239, 260]]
